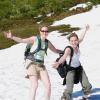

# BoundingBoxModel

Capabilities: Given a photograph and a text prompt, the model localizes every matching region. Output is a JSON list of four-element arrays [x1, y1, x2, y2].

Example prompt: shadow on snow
[[72, 88, 100, 100]]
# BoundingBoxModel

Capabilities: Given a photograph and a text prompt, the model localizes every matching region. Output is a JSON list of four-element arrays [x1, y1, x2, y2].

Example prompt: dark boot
[[61, 96, 66, 100]]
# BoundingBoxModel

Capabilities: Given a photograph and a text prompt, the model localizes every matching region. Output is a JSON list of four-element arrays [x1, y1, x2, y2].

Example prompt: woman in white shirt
[[52, 25, 92, 100]]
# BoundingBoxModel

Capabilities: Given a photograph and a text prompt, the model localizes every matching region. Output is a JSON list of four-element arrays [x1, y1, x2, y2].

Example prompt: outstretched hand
[[3, 30, 12, 39], [52, 61, 59, 69]]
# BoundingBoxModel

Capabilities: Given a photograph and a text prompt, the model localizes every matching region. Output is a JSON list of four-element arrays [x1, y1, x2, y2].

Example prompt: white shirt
[[66, 48, 80, 68]]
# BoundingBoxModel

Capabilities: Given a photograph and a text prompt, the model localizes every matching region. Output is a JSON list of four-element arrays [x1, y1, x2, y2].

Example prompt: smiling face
[[69, 36, 79, 48], [68, 33, 79, 48], [40, 26, 49, 39]]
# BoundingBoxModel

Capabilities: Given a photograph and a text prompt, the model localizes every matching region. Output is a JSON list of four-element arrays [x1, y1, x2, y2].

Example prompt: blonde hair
[[39, 24, 48, 31]]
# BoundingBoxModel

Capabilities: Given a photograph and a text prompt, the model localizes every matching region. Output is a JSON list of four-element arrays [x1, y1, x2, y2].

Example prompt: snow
[[69, 2, 92, 11], [0, 5, 100, 100]]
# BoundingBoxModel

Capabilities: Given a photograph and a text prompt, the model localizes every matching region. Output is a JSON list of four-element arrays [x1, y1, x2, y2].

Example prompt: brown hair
[[67, 32, 79, 41]]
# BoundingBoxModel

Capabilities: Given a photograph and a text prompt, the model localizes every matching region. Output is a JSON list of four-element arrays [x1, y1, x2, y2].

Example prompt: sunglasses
[[40, 30, 48, 33]]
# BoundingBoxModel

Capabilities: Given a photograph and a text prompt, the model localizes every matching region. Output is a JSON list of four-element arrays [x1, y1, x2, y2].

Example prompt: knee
[[82, 84, 92, 94], [65, 86, 73, 94], [31, 81, 38, 90]]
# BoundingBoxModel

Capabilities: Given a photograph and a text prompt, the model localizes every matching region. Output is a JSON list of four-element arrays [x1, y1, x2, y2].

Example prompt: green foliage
[[62, 0, 89, 9], [89, 0, 100, 5], [44, 0, 63, 14], [0, 1, 13, 19], [19, 4, 37, 18], [34, 0, 45, 9], [0, 0, 95, 20], [0, 0, 100, 49]]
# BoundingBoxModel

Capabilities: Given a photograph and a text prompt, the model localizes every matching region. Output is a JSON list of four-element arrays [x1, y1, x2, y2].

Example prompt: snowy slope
[[0, 5, 100, 100]]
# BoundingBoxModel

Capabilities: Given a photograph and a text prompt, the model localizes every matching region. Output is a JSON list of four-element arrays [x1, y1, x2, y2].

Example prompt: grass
[[0, 6, 92, 49]]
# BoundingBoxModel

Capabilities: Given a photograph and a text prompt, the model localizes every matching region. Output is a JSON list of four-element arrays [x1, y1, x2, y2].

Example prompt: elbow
[[56, 49, 60, 53], [18, 39, 23, 43]]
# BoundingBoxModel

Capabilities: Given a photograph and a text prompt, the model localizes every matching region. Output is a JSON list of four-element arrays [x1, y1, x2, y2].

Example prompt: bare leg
[[40, 70, 51, 100], [29, 75, 38, 100]]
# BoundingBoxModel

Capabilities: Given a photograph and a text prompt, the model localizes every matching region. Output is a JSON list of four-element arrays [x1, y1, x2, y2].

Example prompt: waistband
[[34, 59, 44, 63]]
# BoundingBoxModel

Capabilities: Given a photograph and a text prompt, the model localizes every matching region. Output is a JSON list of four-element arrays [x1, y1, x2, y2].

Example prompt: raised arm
[[4, 30, 35, 43], [79, 24, 89, 43], [48, 41, 62, 54]]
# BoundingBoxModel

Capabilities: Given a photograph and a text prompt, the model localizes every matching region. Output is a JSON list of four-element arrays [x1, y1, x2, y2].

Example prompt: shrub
[[89, 0, 100, 5], [0, 1, 13, 19]]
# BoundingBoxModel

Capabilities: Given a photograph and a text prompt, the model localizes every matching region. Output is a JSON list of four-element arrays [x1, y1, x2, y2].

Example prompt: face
[[69, 36, 79, 48], [40, 27, 49, 38]]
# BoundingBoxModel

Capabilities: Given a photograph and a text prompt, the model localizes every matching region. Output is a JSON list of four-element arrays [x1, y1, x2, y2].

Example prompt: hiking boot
[[82, 97, 87, 100], [61, 96, 66, 100], [83, 95, 88, 99], [83, 85, 92, 96]]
